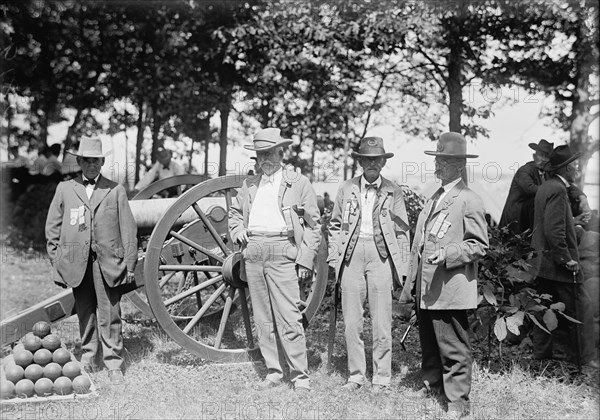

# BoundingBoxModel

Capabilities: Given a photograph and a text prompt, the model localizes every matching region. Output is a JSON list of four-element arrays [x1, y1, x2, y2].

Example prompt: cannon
[[0, 175, 329, 363]]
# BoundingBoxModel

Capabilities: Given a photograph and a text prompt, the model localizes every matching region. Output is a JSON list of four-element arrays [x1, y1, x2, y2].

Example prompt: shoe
[[254, 379, 280, 390], [416, 381, 441, 398], [447, 401, 470, 419], [371, 384, 390, 395], [108, 369, 125, 385], [341, 382, 361, 391]]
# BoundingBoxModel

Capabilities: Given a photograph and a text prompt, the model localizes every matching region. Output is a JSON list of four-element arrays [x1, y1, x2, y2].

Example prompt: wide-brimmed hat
[[424, 132, 478, 158], [544, 144, 580, 172], [351, 137, 394, 159], [71, 136, 104, 158], [244, 128, 293, 152], [529, 139, 554, 155]]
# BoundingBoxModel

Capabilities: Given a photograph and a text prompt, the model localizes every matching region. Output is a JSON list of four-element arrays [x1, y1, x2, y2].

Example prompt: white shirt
[[247, 168, 287, 232], [134, 160, 185, 191], [359, 175, 382, 238], [555, 174, 570, 188], [83, 175, 100, 199], [436, 177, 462, 209]]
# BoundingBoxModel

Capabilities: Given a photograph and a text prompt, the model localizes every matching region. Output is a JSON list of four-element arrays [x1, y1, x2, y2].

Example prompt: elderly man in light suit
[[46, 136, 137, 384], [327, 137, 410, 394], [400, 132, 488, 419], [229, 128, 321, 393]]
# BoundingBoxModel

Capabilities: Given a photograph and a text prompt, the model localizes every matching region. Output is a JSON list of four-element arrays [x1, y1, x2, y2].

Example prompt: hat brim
[[351, 152, 394, 159], [244, 139, 293, 152], [544, 153, 581, 172], [67, 151, 106, 158], [424, 151, 478, 158], [528, 143, 552, 154]]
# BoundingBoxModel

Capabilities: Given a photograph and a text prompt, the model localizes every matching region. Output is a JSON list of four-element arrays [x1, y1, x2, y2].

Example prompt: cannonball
[[13, 350, 33, 368], [0, 380, 15, 399], [52, 348, 71, 366], [62, 361, 81, 380], [33, 348, 53, 366], [24, 364, 44, 382], [32, 321, 51, 338], [53, 376, 72, 395], [43, 362, 62, 381], [4, 364, 24, 383], [34, 377, 54, 397], [22, 333, 42, 353], [72, 375, 91, 394], [41, 334, 61, 351], [14, 379, 35, 398]]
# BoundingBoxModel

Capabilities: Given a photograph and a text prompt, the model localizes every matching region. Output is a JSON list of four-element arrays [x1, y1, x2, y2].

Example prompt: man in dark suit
[[400, 132, 489, 419], [500, 139, 590, 233], [46, 136, 138, 384], [531, 145, 598, 368]]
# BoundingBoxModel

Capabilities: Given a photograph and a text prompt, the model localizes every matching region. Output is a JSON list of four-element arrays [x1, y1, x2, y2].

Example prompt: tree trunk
[[343, 115, 350, 181], [135, 100, 145, 184], [188, 137, 195, 173], [204, 136, 210, 177], [64, 107, 84, 154], [150, 103, 162, 163], [219, 103, 230, 176], [446, 20, 463, 133]]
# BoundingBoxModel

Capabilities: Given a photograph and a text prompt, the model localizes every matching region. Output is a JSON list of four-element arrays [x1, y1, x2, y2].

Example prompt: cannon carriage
[[0, 175, 329, 363]]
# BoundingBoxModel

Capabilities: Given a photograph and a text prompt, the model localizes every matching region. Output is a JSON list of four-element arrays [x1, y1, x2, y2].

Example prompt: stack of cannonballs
[[1, 321, 92, 400]]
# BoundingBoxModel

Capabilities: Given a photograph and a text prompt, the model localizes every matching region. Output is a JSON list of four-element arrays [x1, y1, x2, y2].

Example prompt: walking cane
[[327, 281, 340, 371], [572, 269, 582, 373], [399, 312, 417, 351]]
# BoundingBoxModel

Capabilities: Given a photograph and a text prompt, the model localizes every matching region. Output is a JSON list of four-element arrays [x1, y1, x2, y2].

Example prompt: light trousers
[[341, 236, 393, 386], [244, 235, 310, 389]]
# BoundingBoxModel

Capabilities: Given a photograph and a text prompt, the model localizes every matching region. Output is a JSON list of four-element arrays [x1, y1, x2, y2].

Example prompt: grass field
[[1, 251, 599, 419]]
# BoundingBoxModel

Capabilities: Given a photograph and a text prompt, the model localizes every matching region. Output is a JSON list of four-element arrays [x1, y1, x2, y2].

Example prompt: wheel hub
[[222, 252, 246, 289]]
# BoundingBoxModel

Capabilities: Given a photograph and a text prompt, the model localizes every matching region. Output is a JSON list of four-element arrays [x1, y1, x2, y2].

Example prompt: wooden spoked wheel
[[125, 175, 209, 319], [143, 175, 328, 362]]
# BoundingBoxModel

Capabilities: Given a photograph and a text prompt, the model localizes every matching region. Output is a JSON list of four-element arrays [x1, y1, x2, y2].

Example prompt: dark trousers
[[532, 277, 597, 364], [418, 308, 472, 404], [72, 256, 124, 370]]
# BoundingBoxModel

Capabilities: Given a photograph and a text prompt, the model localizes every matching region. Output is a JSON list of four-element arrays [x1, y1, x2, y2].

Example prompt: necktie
[[371, 190, 388, 259], [365, 183, 377, 198], [419, 187, 445, 254], [83, 178, 96, 186]]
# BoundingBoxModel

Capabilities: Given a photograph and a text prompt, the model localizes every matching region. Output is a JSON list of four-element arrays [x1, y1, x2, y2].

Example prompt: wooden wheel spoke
[[238, 287, 254, 348], [214, 288, 237, 349], [183, 283, 227, 334], [163, 275, 223, 306], [168, 230, 224, 263], [159, 264, 222, 272], [159, 272, 177, 288], [192, 202, 231, 256]]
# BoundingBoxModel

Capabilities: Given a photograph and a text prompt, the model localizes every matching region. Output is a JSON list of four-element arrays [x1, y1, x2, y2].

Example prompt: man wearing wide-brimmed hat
[[400, 132, 489, 418], [499, 139, 590, 234], [228, 128, 321, 393], [327, 136, 410, 394], [45, 135, 138, 384], [499, 139, 554, 233], [531, 144, 599, 369]]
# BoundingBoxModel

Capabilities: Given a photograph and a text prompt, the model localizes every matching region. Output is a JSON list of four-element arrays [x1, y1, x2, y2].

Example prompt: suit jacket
[[532, 175, 580, 283], [228, 167, 321, 270], [499, 161, 542, 233], [401, 180, 488, 310], [499, 161, 586, 233], [327, 176, 411, 285], [45, 175, 138, 288]]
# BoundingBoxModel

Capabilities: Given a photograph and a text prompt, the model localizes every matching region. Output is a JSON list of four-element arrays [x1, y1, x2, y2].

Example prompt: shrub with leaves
[[473, 225, 582, 359], [400, 184, 426, 240]]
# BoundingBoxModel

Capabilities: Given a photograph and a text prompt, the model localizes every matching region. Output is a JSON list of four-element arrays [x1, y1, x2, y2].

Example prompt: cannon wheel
[[144, 175, 328, 362], [124, 175, 209, 318]]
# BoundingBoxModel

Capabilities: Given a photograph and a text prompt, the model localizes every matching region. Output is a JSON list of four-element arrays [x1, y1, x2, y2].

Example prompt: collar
[[83, 174, 100, 184], [441, 177, 461, 193], [261, 166, 283, 184], [361, 175, 382, 190], [555, 174, 570, 188]]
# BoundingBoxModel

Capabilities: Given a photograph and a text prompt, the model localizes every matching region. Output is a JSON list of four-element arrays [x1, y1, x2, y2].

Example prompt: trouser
[[72, 254, 124, 371], [532, 277, 597, 364], [243, 235, 310, 389], [341, 236, 393, 386], [418, 308, 472, 404]]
